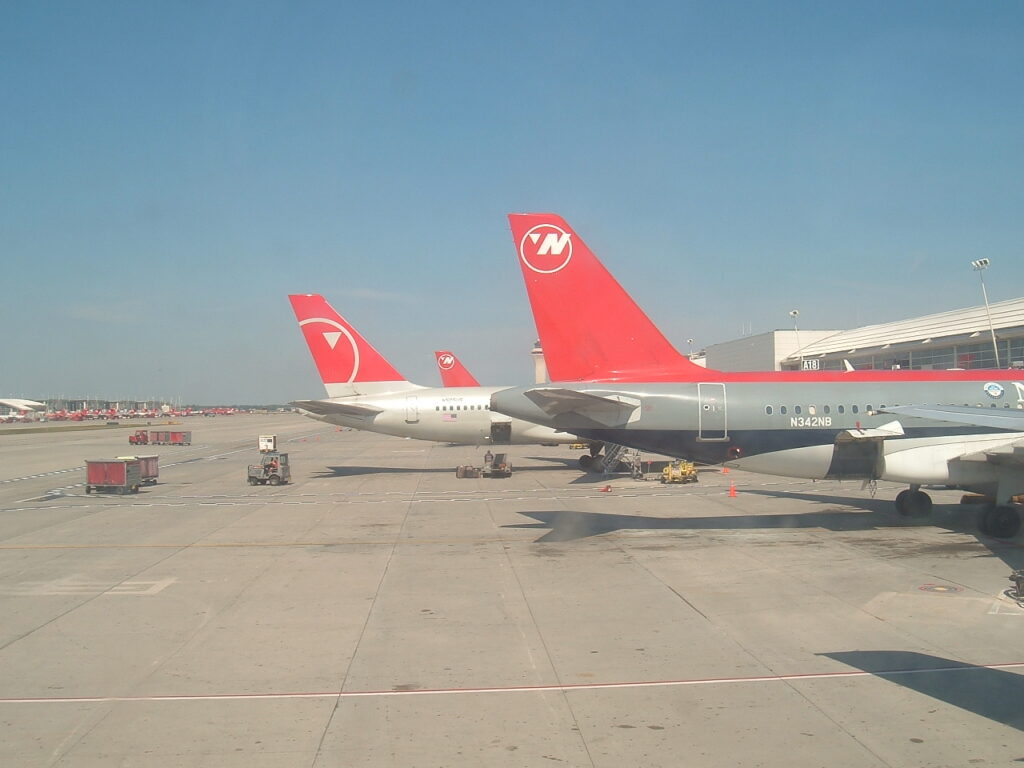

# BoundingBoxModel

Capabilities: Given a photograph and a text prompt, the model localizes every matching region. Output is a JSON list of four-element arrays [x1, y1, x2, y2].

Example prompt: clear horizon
[[3, 1, 1023, 402]]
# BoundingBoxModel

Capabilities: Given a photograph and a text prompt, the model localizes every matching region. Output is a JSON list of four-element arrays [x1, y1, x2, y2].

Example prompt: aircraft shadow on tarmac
[[820, 650, 1024, 732], [745, 489, 1024, 568], [315, 466, 459, 477], [505, 499, 1024, 557], [316, 462, 586, 478]]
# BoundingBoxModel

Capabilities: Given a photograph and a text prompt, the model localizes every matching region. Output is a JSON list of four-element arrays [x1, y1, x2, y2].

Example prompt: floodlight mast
[[970, 258, 1001, 369], [789, 309, 803, 367]]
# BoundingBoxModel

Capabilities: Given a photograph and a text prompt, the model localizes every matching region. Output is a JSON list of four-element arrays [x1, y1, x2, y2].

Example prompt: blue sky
[[2, 1, 1022, 403]]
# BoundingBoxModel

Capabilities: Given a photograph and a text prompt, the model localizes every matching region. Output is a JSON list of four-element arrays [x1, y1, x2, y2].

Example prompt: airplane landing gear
[[578, 442, 605, 471], [895, 487, 932, 517], [979, 505, 1022, 539]]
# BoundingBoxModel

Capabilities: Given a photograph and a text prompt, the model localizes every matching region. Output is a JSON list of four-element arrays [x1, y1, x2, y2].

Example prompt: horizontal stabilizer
[[881, 405, 1024, 432], [524, 388, 641, 423], [290, 399, 384, 419]]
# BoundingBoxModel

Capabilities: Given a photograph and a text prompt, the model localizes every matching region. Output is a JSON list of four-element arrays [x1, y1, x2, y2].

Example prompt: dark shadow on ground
[[314, 462, 578, 478], [314, 466, 458, 477], [746, 489, 1024, 568], [821, 650, 1024, 731], [505, 507, 944, 543]]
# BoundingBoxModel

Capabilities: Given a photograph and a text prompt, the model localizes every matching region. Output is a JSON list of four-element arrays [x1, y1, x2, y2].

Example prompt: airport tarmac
[[1, 413, 1022, 767]]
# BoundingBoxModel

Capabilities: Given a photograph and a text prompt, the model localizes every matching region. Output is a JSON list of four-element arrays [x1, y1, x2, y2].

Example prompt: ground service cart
[[116, 455, 159, 485], [481, 453, 513, 478], [129, 430, 191, 446], [247, 452, 291, 485], [150, 430, 191, 446], [85, 459, 142, 494], [661, 460, 698, 484]]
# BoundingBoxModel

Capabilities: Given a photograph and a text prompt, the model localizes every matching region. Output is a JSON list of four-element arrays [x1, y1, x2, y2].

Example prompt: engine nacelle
[[881, 436, 1005, 487]]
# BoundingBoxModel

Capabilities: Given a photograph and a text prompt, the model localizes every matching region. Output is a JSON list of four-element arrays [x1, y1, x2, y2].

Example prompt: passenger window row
[[435, 404, 488, 411], [766, 404, 869, 416], [764, 401, 1016, 416]]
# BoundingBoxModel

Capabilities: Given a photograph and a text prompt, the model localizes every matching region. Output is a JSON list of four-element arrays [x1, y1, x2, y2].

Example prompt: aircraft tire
[[579, 454, 593, 470], [895, 489, 931, 517], [894, 489, 911, 516], [988, 505, 1021, 539]]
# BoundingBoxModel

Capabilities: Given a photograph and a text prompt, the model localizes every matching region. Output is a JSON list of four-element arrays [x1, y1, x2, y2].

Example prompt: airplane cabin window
[[808, 406, 816, 415], [823, 405, 830, 414], [780, 406, 788, 414], [837, 405, 845, 414], [852, 405, 859, 413], [794, 406, 802, 414], [765, 406, 773, 415]]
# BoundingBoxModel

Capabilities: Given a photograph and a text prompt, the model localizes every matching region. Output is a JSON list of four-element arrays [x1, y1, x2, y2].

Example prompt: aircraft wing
[[290, 399, 384, 418], [523, 388, 641, 422], [0, 398, 46, 411], [880, 405, 1024, 432]]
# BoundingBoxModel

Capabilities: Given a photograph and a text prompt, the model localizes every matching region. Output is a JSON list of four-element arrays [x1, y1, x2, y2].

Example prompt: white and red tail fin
[[508, 213, 713, 382], [434, 350, 481, 387], [288, 294, 419, 398]]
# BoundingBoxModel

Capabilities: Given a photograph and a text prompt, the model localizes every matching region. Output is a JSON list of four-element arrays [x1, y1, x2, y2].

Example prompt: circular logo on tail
[[437, 353, 456, 370], [299, 317, 361, 383], [519, 224, 573, 274]]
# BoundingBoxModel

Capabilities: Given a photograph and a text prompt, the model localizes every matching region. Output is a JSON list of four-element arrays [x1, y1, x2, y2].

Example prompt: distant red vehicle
[[129, 430, 191, 446], [149, 430, 191, 446]]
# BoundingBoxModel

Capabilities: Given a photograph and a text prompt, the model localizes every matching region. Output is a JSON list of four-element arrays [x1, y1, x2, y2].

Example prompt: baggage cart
[[117, 455, 159, 485], [85, 459, 142, 494]]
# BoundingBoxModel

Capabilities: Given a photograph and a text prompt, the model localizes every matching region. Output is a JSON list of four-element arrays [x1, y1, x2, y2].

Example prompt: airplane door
[[405, 396, 419, 424], [490, 421, 512, 444], [697, 383, 728, 441]]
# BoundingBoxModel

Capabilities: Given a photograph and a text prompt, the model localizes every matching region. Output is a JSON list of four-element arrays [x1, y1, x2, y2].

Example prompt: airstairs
[[601, 443, 644, 479]]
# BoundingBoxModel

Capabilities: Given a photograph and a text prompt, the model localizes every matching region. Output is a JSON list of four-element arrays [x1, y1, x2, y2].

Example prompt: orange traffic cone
[[721, 466, 730, 474], [728, 483, 737, 498], [600, 485, 613, 493]]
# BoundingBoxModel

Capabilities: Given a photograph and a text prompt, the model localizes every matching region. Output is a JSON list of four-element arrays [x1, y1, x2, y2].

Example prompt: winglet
[[508, 213, 710, 382], [434, 350, 481, 387], [288, 294, 413, 398]]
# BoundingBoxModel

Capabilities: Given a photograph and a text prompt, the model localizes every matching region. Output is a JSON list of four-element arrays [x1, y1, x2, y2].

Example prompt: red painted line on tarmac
[[3, 661, 1024, 704]]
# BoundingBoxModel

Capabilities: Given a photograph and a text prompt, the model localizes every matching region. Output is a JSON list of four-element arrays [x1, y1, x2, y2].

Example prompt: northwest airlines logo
[[437, 353, 456, 370], [519, 224, 573, 274], [299, 316, 360, 382]]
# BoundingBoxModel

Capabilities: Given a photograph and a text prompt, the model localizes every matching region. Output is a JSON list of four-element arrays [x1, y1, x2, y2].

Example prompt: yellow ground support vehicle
[[661, 460, 698, 484]]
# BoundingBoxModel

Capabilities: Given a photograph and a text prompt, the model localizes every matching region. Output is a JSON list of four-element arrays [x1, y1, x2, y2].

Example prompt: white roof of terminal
[[787, 297, 1024, 359]]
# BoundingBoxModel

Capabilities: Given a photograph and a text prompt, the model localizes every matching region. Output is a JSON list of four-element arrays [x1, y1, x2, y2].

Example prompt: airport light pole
[[789, 310, 803, 368], [687, 338, 694, 358], [970, 258, 1001, 368]]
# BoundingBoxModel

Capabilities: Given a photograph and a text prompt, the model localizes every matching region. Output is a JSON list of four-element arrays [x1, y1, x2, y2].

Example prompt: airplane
[[0, 398, 46, 422], [490, 213, 1024, 538], [434, 350, 481, 387], [288, 293, 579, 448]]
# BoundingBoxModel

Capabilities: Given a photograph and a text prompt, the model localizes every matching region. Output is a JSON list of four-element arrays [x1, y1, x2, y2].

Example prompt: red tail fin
[[289, 294, 409, 396], [508, 214, 709, 382], [434, 350, 481, 387]]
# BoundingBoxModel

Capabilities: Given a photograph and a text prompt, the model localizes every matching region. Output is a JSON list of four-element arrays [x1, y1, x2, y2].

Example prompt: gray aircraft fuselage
[[491, 377, 1024, 492]]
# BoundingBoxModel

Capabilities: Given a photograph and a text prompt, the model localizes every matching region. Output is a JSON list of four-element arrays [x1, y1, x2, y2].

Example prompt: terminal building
[[703, 297, 1024, 372]]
